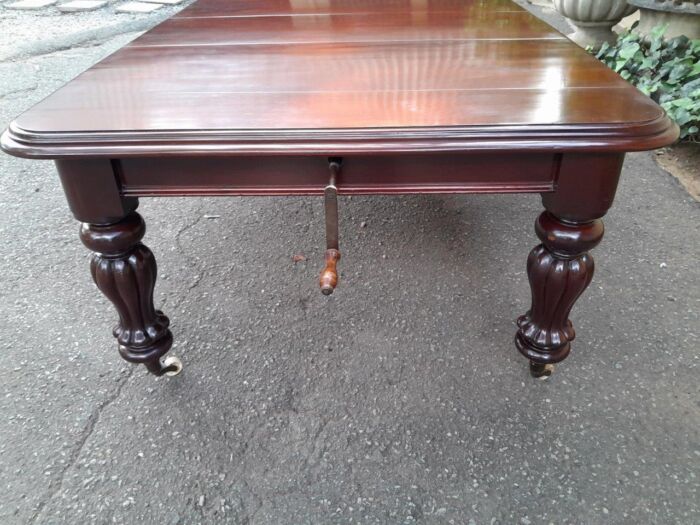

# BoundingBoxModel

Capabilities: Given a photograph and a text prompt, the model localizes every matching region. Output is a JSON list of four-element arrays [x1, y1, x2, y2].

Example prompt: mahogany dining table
[[0, 0, 678, 378]]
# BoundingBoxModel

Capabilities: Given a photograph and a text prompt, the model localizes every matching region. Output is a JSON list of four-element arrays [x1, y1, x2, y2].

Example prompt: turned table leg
[[514, 153, 624, 377], [79, 211, 181, 376], [515, 212, 603, 376]]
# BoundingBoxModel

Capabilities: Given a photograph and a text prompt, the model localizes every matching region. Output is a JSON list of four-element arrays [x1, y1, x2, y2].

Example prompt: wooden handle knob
[[319, 249, 340, 295]]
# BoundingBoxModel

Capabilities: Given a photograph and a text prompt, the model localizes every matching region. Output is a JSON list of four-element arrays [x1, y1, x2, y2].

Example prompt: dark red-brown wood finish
[[0, 0, 679, 377]]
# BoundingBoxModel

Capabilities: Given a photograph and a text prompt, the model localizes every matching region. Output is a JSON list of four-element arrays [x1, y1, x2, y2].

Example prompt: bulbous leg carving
[[515, 211, 604, 371], [79, 212, 181, 376]]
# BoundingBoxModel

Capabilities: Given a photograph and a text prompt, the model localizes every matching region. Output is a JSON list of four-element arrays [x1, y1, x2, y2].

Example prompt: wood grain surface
[[1, 0, 678, 158]]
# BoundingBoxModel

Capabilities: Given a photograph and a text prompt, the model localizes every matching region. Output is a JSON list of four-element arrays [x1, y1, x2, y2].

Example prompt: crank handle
[[319, 249, 340, 295]]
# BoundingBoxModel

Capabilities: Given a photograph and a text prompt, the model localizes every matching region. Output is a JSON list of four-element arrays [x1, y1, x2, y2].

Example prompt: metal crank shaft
[[320, 159, 341, 295]]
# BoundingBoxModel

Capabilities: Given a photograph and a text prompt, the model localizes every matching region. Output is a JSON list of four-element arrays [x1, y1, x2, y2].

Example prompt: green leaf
[[640, 57, 656, 70], [619, 42, 640, 60], [596, 41, 610, 58], [675, 109, 692, 125], [650, 24, 668, 40], [671, 98, 694, 109]]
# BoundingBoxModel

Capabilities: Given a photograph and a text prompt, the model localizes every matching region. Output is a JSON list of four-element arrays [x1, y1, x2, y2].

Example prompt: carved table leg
[[79, 211, 181, 376], [515, 211, 604, 377]]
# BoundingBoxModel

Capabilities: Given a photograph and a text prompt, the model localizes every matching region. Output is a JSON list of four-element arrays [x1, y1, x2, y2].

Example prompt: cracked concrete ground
[[0, 3, 698, 525]]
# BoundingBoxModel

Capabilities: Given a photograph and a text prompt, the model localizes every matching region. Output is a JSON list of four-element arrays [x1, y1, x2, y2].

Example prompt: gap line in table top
[[123, 86, 633, 95], [174, 10, 526, 19], [128, 36, 567, 48], [171, 7, 535, 17]]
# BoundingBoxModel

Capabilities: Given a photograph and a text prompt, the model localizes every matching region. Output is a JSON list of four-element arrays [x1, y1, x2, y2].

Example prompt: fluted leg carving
[[79, 211, 181, 376], [515, 211, 604, 374]]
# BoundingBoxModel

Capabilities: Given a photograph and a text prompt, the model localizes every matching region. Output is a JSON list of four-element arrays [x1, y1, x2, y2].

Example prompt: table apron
[[115, 153, 559, 197]]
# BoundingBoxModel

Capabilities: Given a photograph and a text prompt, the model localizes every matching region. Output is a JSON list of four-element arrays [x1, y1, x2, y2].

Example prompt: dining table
[[0, 0, 678, 378]]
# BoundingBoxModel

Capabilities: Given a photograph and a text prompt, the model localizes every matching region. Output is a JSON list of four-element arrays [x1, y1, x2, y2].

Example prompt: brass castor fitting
[[530, 361, 554, 379], [159, 355, 183, 377]]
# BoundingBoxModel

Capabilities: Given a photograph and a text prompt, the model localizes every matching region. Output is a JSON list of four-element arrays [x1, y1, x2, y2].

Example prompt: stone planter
[[554, 0, 639, 47], [627, 0, 700, 39]]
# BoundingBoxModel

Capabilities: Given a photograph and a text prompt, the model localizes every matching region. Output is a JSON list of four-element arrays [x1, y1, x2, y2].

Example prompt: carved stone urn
[[554, 0, 639, 47], [628, 0, 700, 39]]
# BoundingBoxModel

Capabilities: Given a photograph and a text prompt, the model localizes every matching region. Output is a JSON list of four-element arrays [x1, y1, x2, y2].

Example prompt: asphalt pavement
[[0, 2, 698, 524]]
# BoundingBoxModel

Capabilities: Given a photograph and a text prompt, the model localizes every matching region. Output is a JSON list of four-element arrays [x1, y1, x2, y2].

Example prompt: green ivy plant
[[592, 25, 700, 141]]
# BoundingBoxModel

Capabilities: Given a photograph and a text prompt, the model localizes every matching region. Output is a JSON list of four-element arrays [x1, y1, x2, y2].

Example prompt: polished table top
[[1, 0, 676, 158]]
